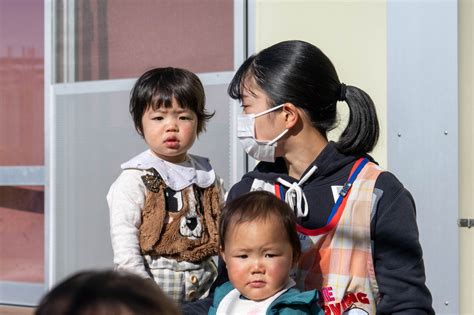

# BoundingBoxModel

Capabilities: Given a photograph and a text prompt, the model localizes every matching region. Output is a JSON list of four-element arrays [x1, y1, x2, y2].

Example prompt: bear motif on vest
[[138, 168, 221, 263]]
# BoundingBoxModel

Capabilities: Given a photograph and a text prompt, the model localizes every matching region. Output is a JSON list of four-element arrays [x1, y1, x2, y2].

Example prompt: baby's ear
[[292, 253, 300, 268], [219, 247, 227, 263]]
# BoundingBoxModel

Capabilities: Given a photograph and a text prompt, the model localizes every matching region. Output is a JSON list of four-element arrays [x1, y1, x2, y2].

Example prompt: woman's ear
[[281, 103, 299, 129]]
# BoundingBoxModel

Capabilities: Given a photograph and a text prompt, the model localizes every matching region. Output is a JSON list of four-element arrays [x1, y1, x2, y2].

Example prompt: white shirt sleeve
[[106, 169, 150, 279], [215, 174, 227, 204]]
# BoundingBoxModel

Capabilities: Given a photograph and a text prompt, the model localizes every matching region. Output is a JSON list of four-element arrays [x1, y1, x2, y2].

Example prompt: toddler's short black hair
[[219, 191, 301, 261], [130, 67, 214, 135], [35, 270, 180, 315]]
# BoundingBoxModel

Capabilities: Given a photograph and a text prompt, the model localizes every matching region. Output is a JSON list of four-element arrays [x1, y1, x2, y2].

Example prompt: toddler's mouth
[[248, 280, 266, 288], [165, 138, 179, 148]]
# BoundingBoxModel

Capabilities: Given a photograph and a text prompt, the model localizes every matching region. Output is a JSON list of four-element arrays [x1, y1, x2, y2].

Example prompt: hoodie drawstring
[[276, 165, 317, 218]]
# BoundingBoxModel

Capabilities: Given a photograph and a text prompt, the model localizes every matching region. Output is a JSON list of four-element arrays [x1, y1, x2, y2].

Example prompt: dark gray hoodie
[[183, 142, 433, 315]]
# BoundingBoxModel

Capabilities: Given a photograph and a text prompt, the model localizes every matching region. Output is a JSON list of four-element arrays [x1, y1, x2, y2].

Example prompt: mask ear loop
[[252, 103, 288, 144], [253, 103, 285, 118], [265, 129, 289, 145]]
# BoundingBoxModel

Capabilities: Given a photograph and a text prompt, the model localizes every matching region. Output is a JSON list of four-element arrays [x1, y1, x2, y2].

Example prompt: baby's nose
[[251, 261, 265, 274], [165, 120, 179, 131]]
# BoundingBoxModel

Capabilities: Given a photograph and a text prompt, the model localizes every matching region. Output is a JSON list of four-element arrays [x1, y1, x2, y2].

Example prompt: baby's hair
[[130, 67, 214, 136], [35, 269, 181, 315], [228, 40, 379, 156], [219, 190, 301, 261]]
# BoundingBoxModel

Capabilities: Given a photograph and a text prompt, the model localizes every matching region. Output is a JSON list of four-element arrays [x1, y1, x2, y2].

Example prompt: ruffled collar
[[121, 150, 215, 191]]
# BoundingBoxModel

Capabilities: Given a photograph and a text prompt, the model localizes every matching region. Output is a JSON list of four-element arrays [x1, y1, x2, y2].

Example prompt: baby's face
[[221, 216, 295, 301], [141, 99, 198, 163]]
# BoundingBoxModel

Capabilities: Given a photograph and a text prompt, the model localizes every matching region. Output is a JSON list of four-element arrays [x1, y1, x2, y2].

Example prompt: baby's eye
[[152, 116, 164, 121], [264, 253, 277, 258], [179, 116, 193, 120], [236, 255, 248, 259]]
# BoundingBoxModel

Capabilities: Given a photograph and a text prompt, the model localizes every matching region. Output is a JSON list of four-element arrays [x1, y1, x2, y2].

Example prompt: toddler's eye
[[236, 255, 248, 259], [179, 116, 193, 120], [152, 116, 164, 121], [265, 253, 277, 258]]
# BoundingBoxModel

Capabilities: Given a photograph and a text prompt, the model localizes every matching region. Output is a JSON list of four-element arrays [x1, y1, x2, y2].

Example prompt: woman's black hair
[[228, 40, 379, 155]]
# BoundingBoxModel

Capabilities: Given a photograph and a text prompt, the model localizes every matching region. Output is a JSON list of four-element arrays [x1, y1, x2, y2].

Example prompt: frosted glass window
[[0, 0, 45, 287], [0, 186, 44, 283], [55, 0, 234, 82], [0, 0, 44, 165]]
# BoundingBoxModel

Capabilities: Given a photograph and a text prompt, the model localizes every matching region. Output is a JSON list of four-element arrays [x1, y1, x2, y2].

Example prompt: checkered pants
[[144, 255, 217, 304]]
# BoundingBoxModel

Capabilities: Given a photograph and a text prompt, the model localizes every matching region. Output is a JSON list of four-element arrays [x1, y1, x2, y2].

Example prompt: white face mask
[[237, 104, 289, 162]]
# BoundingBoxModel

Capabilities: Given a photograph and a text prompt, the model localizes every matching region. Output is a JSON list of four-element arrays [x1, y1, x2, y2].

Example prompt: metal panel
[[0, 282, 44, 306], [387, 1, 458, 313], [52, 90, 139, 283], [45, 0, 54, 296], [0, 167, 45, 185], [189, 84, 235, 187]]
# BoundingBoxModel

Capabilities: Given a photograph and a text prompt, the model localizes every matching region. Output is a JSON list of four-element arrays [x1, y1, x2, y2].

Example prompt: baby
[[35, 270, 180, 315], [107, 67, 224, 303], [209, 191, 322, 314]]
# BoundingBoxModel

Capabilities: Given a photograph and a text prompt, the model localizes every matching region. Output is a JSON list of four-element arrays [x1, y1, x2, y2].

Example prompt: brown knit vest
[[138, 168, 222, 263]]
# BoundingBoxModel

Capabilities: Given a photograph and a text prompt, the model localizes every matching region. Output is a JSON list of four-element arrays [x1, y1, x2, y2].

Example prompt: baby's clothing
[[209, 279, 322, 315], [107, 150, 224, 303], [144, 255, 217, 302]]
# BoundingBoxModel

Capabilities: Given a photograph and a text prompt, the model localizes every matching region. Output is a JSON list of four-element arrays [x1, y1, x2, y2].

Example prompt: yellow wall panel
[[254, 0, 387, 166], [459, 0, 474, 313]]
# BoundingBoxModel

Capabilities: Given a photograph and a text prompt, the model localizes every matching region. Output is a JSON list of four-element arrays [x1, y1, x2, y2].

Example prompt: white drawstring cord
[[276, 165, 317, 218]]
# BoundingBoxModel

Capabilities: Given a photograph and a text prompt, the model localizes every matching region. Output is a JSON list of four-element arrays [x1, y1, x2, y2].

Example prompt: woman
[[184, 40, 433, 314]]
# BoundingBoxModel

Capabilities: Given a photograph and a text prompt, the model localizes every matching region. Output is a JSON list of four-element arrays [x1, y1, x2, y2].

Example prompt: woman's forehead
[[241, 76, 260, 97]]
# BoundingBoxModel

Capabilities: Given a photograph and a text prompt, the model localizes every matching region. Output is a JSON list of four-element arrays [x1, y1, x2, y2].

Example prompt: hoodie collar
[[245, 141, 360, 183]]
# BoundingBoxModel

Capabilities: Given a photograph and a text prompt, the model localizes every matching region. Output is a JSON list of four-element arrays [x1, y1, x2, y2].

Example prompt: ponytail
[[227, 40, 380, 156], [336, 85, 379, 155]]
